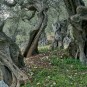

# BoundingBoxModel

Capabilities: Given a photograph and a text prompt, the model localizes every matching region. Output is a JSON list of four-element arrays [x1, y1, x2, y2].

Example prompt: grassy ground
[[38, 45, 51, 53], [22, 46, 87, 87]]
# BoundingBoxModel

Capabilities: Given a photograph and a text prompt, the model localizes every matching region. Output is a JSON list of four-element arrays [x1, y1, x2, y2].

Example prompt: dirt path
[[25, 52, 51, 68]]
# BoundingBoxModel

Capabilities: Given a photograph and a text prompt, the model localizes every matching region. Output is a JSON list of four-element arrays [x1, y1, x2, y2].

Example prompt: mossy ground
[[22, 46, 87, 87]]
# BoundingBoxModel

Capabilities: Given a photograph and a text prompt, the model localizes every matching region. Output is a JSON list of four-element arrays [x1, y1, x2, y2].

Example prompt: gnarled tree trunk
[[64, 0, 87, 64], [51, 20, 68, 49], [23, 29, 39, 57], [0, 20, 28, 87], [23, 0, 48, 57], [27, 10, 48, 57]]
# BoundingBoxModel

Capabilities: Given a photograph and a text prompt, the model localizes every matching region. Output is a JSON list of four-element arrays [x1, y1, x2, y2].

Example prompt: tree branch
[[22, 10, 36, 21], [4, 0, 17, 7]]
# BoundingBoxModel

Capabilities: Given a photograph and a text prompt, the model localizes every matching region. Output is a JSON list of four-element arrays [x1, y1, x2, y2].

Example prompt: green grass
[[38, 45, 50, 53], [21, 48, 87, 87]]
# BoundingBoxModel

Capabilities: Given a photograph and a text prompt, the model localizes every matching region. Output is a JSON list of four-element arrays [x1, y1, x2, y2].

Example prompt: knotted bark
[[0, 21, 28, 87], [23, 0, 48, 57], [64, 0, 87, 64]]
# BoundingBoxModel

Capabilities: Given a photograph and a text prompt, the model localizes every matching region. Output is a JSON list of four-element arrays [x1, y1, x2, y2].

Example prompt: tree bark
[[26, 10, 48, 57], [64, 0, 87, 64], [0, 21, 28, 87], [23, 1, 48, 57], [23, 29, 39, 57]]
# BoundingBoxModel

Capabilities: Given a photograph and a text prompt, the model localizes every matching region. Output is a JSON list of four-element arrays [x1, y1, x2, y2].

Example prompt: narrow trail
[[24, 49, 70, 69], [25, 52, 51, 68]]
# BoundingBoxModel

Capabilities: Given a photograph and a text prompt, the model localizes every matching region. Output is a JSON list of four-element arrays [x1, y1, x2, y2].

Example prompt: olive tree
[[63, 0, 87, 64]]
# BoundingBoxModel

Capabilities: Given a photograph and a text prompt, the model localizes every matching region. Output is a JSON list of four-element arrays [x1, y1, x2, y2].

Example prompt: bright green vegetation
[[38, 45, 51, 53], [21, 50, 87, 87]]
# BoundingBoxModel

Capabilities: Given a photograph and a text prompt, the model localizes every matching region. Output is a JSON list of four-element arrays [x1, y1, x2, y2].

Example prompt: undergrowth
[[22, 47, 87, 87]]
